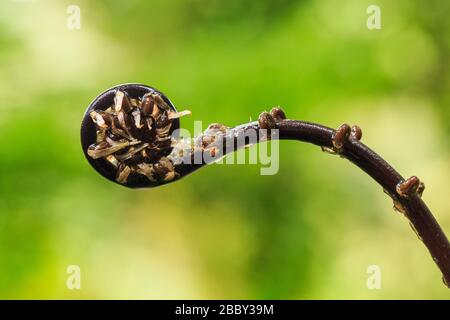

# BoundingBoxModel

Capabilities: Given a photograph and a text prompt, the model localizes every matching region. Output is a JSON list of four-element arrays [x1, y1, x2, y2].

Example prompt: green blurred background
[[0, 0, 449, 299]]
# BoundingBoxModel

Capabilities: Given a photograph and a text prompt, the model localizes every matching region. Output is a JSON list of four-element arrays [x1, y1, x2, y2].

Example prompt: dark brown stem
[[279, 120, 450, 287], [176, 118, 450, 287]]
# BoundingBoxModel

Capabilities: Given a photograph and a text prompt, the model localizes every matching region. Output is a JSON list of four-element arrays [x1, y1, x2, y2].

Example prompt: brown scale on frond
[[396, 176, 425, 198]]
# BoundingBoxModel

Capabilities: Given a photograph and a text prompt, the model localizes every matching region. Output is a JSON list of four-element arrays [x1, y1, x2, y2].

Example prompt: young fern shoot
[[81, 84, 450, 288]]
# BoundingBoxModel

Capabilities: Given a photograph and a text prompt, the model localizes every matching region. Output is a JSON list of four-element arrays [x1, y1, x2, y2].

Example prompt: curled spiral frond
[[80, 84, 450, 287], [81, 84, 190, 187]]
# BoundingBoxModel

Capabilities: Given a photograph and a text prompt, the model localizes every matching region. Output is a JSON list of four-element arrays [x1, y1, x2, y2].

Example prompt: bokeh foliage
[[0, 0, 449, 299]]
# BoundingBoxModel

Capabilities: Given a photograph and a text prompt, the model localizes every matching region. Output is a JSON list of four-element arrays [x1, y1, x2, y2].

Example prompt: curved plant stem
[[176, 118, 450, 287]]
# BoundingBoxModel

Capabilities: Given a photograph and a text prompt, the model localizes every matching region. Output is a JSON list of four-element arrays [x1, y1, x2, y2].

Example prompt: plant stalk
[[176, 118, 450, 287]]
